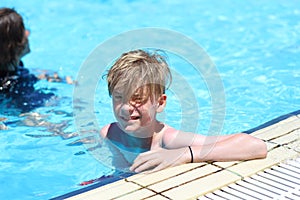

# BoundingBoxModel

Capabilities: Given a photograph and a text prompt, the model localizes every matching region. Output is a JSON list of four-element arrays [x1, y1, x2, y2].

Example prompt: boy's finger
[[131, 161, 150, 173], [130, 155, 145, 171], [147, 165, 164, 174], [131, 158, 159, 173], [130, 151, 156, 171], [130, 159, 145, 172]]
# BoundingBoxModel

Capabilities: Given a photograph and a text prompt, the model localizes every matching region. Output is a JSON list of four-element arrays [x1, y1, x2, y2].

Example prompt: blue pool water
[[1, 0, 300, 199]]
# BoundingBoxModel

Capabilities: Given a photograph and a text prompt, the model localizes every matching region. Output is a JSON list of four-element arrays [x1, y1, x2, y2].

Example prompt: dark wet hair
[[0, 8, 28, 71]]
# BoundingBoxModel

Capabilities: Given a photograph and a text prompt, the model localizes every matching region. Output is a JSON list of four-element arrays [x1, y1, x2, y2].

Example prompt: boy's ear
[[156, 94, 167, 113]]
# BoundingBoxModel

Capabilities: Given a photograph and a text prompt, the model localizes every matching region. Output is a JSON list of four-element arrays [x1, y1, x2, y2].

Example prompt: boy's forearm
[[190, 133, 267, 162]]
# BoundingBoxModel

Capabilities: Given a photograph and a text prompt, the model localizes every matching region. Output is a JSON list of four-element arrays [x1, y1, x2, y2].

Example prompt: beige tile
[[252, 126, 284, 141], [144, 195, 170, 200], [252, 117, 300, 141], [149, 164, 221, 193], [249, 115, 298, 136], [265, 141, 278, 151], [115, 188, 155, 200], [285, 135, 300, 153], [280, 117, 300, 130], [280, 115, 297, 121], [162, 170, 241, 200], [127, 163, 206, 186], [251, 122, 279, 136], [226, 146, 298, 178], [271, 129, 300, 145], [278, 115, 299, 124], [66, 180, 141, 200], [210, 161, 239, 169]]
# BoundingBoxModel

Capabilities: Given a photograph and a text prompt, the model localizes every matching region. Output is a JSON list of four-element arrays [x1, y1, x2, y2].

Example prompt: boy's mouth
[[120, 116, 141, 121], [130, 116, 141, 120]]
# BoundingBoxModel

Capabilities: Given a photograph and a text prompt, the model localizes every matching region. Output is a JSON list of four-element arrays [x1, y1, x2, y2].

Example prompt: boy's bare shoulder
[[100, 123, 112, 138], [100, 122, 121, 138], [161, 124, 179, 143]]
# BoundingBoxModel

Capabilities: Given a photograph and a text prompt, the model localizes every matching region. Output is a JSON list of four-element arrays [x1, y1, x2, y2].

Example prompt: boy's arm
[[189, 133, 267, 162], [163, 130, 267, 161], [130, 132, 267, 173]]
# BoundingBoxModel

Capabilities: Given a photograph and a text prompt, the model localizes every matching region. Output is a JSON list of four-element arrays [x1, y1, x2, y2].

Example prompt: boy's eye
[[113, 94, 122, 100], [132, 94, 141, 100], [133, 98, 142, 103], [130, 94, 146, 105]]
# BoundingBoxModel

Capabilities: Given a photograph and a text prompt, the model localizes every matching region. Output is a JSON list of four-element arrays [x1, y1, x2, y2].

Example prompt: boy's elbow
[[238, 133, 267, 159], [252, 137, 267, 159], [260, 141, 268, 159]]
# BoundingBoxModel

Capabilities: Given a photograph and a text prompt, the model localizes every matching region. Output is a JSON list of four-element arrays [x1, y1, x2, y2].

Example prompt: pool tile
[[208, 160, 239, 169], [226, 146, 298, 178], [251, 122, 278, 136], [283, 117, 300, 129], [127, 163, 206, 186], [279, 115, 299, 123], [286, 140, 300, 153], [148, 164, 221, 193], [144, 195, 170, 200], [252, 116, 300, 140], [250, 115, 297, 136], [271, 129, 300, 145], [265, 141, 278, 150], [252, 126, 284, 140], [253, 119, 300, 140], [161, 170, 241, 200], [278, 116, 300, 128], [285, 130, 300, 152], [66, 180, 141, 200], [114, 188, 156, 200]]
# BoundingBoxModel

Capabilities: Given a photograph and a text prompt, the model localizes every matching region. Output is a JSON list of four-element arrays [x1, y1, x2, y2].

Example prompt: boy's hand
[[129, 147, 190, 173]]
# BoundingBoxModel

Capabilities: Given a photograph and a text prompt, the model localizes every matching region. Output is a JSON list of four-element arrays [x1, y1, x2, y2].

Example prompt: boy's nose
[[120, 103, 134, 114]]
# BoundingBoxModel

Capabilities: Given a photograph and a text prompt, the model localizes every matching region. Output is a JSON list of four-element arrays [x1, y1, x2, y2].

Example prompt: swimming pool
[[1, 0, 299, 199]]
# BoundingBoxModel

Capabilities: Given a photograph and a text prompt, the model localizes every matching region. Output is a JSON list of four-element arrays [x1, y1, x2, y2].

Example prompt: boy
[[100, 49, 267, 173]]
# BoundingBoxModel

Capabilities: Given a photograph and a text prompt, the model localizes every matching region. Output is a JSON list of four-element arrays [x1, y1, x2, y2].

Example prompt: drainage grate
[[198, 157, 300, 200]]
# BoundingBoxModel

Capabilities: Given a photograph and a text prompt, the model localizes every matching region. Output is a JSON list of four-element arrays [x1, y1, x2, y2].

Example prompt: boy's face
[[112, 86, 165, 137]]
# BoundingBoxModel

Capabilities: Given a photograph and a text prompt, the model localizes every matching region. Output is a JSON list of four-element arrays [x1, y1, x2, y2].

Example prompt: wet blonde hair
[[107, 49, 172, 103]]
